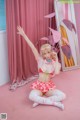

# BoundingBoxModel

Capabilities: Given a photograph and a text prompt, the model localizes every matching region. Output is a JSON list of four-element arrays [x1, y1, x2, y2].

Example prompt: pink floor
[[0, 69, 80, 120]]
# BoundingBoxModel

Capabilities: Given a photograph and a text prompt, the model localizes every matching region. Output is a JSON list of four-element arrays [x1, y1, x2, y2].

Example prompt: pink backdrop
[[6, 0, 80, 84], [6, 0, 55, 83], [74, 4, 80, 52]]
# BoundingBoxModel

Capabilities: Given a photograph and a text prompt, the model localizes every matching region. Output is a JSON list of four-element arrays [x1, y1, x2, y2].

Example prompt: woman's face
[[42, 49, 51, 60]]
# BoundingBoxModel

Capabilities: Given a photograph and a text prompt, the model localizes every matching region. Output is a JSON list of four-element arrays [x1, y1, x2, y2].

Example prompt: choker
[[46, 59, 52, 63]]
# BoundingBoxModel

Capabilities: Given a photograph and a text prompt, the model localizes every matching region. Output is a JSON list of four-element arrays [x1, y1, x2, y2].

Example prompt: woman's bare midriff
[[38, 73, 51, 82]]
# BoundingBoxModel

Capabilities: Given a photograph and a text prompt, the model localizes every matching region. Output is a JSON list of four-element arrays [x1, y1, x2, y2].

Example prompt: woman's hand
[[17, 26, 39, 60], [51, 51, 57, 61], [17, 26, 25, 36]]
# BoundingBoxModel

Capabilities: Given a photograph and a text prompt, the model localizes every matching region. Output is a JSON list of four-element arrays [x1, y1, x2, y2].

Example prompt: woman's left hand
[[51, 52, 57, 61], [17, 26, 25, 36]]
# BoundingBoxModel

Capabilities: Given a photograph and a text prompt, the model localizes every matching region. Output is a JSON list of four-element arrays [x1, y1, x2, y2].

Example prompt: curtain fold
[[6, 0, 54, 83]]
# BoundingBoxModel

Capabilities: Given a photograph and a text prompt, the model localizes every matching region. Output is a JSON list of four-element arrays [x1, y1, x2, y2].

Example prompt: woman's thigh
[[45, 89, 66, 98], [29, 89, 43, 97], [45, 89, 55, 97]]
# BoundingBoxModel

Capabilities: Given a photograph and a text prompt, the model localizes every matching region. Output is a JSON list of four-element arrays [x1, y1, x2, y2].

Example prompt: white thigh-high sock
[[33, 102, 64, 110], [29, 90, 64, 110], [48, 89, 66, 102]]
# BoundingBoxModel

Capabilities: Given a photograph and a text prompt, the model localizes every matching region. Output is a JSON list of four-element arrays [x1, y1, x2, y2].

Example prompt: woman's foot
[[53, 102, 64, 110], [32, 102, 39, 107]]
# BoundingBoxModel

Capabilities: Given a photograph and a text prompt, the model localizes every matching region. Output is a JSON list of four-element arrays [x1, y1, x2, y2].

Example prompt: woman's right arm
[[17, 26, 40, 60], [51, 51, 61, 74]]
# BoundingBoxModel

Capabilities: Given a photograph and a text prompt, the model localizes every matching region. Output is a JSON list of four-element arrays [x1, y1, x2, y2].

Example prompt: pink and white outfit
[[29, 57, 66, 110], [31, 57, 56, 93]]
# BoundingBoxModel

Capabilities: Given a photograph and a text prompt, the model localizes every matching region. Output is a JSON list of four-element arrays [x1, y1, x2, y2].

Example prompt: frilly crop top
[[37, 57, 55, 74]]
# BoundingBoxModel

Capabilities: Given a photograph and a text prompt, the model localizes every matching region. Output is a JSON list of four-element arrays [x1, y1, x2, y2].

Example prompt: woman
[[17, 26, 66, 110]]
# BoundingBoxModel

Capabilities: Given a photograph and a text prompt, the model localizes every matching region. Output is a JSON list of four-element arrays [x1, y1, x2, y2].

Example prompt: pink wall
[[74, 4, 80, 51]]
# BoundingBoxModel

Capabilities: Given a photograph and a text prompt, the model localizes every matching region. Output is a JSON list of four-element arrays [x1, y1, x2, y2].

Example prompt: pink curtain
[[6, 0, 54, 84]]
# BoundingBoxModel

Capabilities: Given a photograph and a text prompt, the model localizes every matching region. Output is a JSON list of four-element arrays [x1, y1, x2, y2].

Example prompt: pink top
[[37, 57, 55, 74]]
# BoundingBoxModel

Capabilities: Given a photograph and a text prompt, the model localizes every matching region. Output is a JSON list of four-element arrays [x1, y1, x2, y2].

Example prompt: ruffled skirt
[[31, 80, 56, 93]]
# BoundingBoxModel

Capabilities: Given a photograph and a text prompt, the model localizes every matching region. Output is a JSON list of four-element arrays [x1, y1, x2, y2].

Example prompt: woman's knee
[[58, 90, 66, 100], [29, 89, 42, 100], [54, 89, 66, 99], [62, 93, 66, 100]]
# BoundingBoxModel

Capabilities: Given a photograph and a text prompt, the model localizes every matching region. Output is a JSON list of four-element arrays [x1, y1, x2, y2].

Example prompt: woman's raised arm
[[17, 26, 40, 60]]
